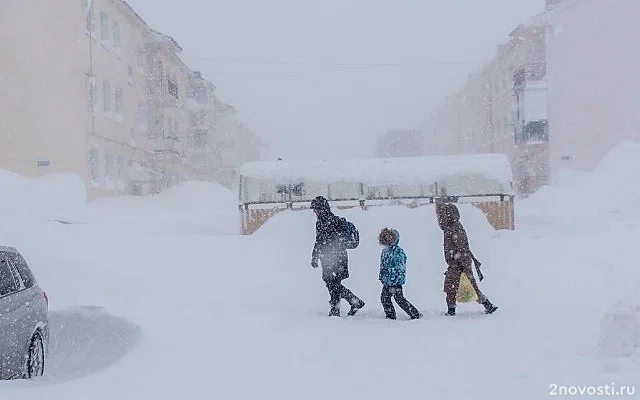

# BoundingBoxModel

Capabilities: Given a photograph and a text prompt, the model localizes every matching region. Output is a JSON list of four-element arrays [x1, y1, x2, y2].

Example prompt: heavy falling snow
[[0, 141, 637, 399], [2, 0, 640, 398]]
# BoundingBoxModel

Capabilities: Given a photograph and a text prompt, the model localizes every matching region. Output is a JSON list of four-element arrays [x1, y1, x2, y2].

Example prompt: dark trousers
[[381, 285, 421, 319], [325, 278, 361, 307], [443, 264, 487, 308]]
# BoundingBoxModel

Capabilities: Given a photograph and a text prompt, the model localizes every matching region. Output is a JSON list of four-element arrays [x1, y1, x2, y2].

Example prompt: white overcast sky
[[126, 0, 545, 160]]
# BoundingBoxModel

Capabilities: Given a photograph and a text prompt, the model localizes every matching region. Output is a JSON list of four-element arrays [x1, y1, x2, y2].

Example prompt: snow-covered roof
[[239, 154, 513, 198]]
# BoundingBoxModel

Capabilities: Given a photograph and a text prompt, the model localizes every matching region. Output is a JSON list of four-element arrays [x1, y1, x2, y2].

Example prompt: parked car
[[0, 246, 49, 379]]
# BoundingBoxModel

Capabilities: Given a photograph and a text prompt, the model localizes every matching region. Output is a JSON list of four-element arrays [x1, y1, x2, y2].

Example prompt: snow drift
[[0, 168, 240, 236], [598, 288, 640, 357], [1, 140, 640, 399], [85, 180, 238, 235], [0, 170, 86, 222], [519, 140, 640, 218]]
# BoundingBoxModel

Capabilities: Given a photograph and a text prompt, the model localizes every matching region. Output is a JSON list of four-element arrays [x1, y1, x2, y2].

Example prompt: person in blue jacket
[[378, 227, 422, 320]]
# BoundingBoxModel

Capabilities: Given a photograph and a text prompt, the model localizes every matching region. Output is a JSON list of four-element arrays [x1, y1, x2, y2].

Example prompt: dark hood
[[436, 203, 460, 230], [315, 208, 335, 222]]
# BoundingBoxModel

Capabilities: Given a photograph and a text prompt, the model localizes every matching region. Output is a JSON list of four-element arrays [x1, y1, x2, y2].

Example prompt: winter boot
[[481, 299, 498, 314], [347, 299, 365, 316], [328, 305, 340, 317], [445, 307, 456, 316]]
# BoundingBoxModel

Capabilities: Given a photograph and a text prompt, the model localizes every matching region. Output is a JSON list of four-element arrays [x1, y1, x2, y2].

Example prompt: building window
[[85, 1, 95, 35], [190, 129, 209, 148], [519, 121, 549, 143], [112, 22, 121, 54], [166, 116, 173, 137], [136, 45, 146, 72], [117, 155, 127, 181], [103, 80, 111, 115], [168, 78, 178, 99], [104, 152, 117, 189], [100, 11, 110, 45], [86, 74, 97, 111], [137, 102, 149, 131], [189, 85, 208, 104], [128, 66, 134, 85], [89, 148, 101, 187], [152, 59, 163, 80], [115, 87, 123, 121]]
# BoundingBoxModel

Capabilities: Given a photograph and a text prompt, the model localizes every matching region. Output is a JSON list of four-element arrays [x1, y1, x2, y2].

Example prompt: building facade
[[0, 0, 260, 200], [421, 0, 640, 196], [185, 71, 263, 188], [543, 0, 640, 175], [421, 19, 549, 195]]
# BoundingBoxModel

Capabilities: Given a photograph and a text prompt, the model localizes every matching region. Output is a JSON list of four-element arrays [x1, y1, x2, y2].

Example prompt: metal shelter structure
[[237, 154, 515, 235]]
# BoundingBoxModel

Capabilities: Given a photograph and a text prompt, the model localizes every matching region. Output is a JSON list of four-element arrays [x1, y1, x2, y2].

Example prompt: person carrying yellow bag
[[435, 202, 498, 316]]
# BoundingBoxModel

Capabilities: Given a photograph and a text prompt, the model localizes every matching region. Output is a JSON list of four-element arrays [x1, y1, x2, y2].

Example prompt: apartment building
[[421, 18, 549, 195], [186, 71, 223, 182], [0, 0, 89, 182], [186, 71, 263, 188], [85, 0, 156, 197], [141, 29, 192, 194], [213, 114, 262, 188], [421, 0, 640, 196], [543, 0, 640, 174], [0, 0, 260, 199], [80, 1, 194, 197]]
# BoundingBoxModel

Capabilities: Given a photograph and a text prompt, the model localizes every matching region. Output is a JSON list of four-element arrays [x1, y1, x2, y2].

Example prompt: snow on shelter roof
[[239, 154, 513, 194]]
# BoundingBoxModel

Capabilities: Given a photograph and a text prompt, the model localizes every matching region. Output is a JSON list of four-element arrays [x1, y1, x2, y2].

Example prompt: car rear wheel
[[26, 331, 45, 378]]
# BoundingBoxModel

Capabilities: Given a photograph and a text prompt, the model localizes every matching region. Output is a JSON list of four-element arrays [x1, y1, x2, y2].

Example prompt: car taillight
[[43, 292, 48, 307]]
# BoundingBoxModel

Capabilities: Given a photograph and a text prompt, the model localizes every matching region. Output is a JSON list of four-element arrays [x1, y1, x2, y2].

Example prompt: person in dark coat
[[310, 196, 365, 317], [435, 202, 498, 316], [378, 227, 422, 320]]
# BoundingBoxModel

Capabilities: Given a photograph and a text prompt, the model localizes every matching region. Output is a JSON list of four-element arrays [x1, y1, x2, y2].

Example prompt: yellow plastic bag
[[456, 272, 478, 303]]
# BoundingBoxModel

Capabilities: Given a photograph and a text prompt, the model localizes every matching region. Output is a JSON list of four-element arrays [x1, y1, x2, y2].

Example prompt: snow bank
[[239, 154, 513, 189], [519, 140, 640, 218], [1, 160, 638, 398], [86, 181, 239, 235], [598, 288, 640, 357], [0, 169, 86, 222]]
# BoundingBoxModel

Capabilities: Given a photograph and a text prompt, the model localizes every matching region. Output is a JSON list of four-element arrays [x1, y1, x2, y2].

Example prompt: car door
[[0, 254, 25, 378]]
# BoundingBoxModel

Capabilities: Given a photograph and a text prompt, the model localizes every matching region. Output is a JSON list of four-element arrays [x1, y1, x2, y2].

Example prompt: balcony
[[147, 76, 179, 108], [128, 162, 152, 182], [513, 63, 546, 87], [516, 120, 549, 145], [186, 97, 209, 112], [149, 135, 182, 155]]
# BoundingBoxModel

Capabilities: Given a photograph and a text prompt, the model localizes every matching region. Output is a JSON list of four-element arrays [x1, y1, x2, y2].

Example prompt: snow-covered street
[[0, 144, 638, 399]]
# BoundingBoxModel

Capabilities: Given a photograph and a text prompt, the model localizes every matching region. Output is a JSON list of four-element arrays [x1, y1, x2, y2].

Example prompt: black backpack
[[339, 217, 359, 249]]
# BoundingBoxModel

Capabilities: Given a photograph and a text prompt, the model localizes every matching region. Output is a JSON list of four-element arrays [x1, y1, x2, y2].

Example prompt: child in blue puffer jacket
[[378, 228, 422, 320]]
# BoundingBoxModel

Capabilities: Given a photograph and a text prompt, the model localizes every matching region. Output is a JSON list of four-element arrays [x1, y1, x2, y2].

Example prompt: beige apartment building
[[0, 0, 259, 199], [1, 0, 90, 183], [421, 16, 549, 195], [186, 71, 228, 183], [421, 0, 640, 195]]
